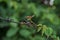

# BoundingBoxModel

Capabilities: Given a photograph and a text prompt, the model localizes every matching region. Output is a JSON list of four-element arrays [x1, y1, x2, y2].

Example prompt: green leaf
[[42, 13, 60, 25], [28, 3, 38, 16], [37, 27, 42, 32], [51, 35, 57, 38], [30, 35, 46, 40], [10, 22, 18, 28], [6, 27, 19, 37], [37, 24, 42, 32], [10, 16, 18, 28], [42, 25, 47, 36], [19, 29, 31, 37], [45, 27, 53, 36]]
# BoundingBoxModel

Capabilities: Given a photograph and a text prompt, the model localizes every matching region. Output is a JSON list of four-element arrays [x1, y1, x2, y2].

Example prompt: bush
[[0, 0, 60, 40]]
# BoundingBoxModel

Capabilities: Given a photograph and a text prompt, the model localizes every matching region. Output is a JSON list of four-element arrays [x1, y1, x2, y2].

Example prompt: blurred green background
[[0, 0, 60, 40]]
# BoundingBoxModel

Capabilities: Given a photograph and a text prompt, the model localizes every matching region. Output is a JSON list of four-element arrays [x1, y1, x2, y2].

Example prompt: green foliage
[[6, 27, 19, 37], [19, 29, 31, 38], [0, 0, 60, 40], [30, 35, 46, 40], [44, 27, 53, 36]]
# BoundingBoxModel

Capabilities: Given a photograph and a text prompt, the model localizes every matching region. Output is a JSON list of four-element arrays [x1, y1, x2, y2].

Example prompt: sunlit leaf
[[37, 27, 42, 32], [45, 27, 53, 36], [42, 25, 47, 36]]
